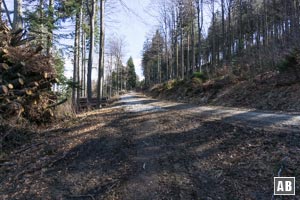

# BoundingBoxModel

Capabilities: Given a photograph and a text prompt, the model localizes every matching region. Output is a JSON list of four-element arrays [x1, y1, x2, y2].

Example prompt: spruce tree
[[127, 57, 136, 89]]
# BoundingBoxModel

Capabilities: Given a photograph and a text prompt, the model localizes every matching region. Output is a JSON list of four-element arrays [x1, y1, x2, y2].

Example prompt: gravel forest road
[[120, 92, 300, 132], [1, 92, 300, 199]]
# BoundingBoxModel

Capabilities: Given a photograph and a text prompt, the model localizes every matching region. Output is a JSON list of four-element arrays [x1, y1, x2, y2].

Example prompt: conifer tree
[[127, 57, 136, 89]]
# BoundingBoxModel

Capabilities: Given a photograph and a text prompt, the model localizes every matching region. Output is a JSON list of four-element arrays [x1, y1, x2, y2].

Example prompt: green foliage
[[277, 59, 290, 73], [127, 57, 137, 89], [192, 72, 207, 82], [276, 49, 300, 73], [53, 51, 66, 83]]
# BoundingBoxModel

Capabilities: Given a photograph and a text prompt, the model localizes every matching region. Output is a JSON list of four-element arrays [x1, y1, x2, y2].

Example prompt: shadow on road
[[31, 108, 300, 199]]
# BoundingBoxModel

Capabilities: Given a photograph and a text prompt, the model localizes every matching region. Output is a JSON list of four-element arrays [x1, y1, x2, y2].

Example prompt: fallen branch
[[46, 98, 68, 109]]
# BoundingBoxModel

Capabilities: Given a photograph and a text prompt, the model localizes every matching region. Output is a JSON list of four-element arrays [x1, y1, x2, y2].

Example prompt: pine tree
[[127, 57, 136, 89]]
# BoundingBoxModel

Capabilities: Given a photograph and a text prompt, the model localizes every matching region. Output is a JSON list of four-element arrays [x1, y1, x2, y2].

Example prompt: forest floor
[[149, 71, 300, 113], [1, 92, 300, 199]]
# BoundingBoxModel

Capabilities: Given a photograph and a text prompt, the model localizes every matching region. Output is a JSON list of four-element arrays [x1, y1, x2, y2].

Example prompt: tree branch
[[46, 98, 68, 109], [3, 0, 13, 27]]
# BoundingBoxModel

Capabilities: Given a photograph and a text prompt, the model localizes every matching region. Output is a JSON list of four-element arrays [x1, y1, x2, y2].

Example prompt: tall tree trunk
[[164, 28, 169, 81], [0, 0, 2, 22], [181, 28, 184, 79], [13, 0, 23, 31], [211, 0, 216, 70], [86, 0, 96, 102], [3, 0, 13, 26], [158, 51, 161, 83], [76, 3, 82, 104], [238, 0, 243, 53], [97, 0, 105, 106], [72, 11, 81, 110], [227, 0, 232, 63], [109, 54, 112, 98], [180, 6, 184, 80], [196, 0, 203, 71], [187, 32, 190, 75], [221, 0, 225, 63], [81, 30, 86, 97], [47, 0, 54, 55], [191, 20, 195, 74], [117, 59, 119, 94], [39, 0, 45, 45]]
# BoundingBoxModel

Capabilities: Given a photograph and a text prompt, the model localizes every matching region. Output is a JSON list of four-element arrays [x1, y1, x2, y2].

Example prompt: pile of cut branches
[[0, 22, 59, 123]]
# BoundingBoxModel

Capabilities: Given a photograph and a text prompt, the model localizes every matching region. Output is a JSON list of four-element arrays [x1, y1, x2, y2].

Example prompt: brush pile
[[0, 22, 59, 123]]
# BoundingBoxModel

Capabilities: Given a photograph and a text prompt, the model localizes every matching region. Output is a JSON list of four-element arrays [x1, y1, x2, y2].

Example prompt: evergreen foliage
[[127, 57, 137, 89]]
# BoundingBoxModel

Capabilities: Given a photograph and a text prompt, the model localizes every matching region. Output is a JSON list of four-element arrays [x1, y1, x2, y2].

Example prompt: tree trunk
[[86, 0, 96, 102], [47, 0, 54, 55], [13, 0, 23, 31], [3, 0, 13, 26], [211, 0, 216, 70], [76, 2, 82, 105], [221, 0, 225, 63], [81, 28, 86, 97], [0, 0, 2, 22], [97, 0, 105, 107], [191, 20, 195, 74], [180, 17, 184, 79], [197, 0, 203, 71], [187, 31, 190, 75], [227, 0, 232, 63], [72, 11, 81, 110]]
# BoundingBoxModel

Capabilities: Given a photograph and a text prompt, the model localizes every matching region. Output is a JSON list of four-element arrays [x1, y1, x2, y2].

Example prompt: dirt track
[[120, 92, 300, 132], [1, 92, 300, 199]]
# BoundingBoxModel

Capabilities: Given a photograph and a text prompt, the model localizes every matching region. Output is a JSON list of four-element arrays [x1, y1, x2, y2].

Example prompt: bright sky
[[106, 0, 156, 80]]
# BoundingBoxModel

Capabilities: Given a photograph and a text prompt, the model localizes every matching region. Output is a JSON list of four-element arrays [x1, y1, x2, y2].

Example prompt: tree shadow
[[29, 110, 300, 199]]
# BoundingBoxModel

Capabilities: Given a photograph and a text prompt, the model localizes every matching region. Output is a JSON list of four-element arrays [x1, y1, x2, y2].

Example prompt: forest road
[[104, 92, 300, 199], [2, 92, 300, 199], [119, 92, 300, 133]]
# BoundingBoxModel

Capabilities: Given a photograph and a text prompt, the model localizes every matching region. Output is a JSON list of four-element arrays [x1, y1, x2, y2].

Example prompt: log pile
[[0, 22, 59, 123]]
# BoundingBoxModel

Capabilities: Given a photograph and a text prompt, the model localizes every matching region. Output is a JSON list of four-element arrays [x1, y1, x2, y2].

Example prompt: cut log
[[10, 62, 26, 72], [0, 23, 60, 122], [11, 78, 24, 88], [1, 102, 24, 117], [52, 78, 60, 83], [0, 85, 8, 94], [2, 71, 25, 80], [27, 81, 39, 88], [0, 48, 8, 55], [7, 83, 13, 89], [43, 72, 48, 79], [14, 89, 33, 96], [0, 63, 9, 72]]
